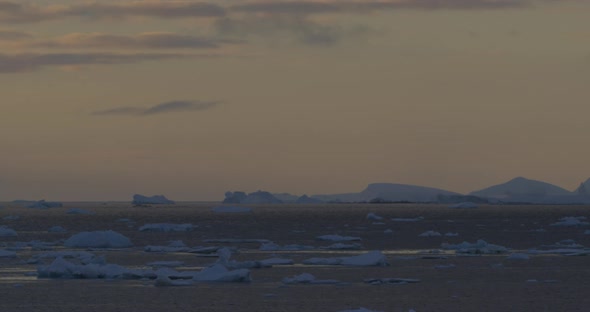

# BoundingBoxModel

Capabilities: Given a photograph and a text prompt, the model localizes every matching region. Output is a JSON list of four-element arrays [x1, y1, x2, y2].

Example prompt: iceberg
[[441, 240, 508, 254], [64, 230, 133, 248], [132, 194, 174, 205], [27, 200, 62, 209]]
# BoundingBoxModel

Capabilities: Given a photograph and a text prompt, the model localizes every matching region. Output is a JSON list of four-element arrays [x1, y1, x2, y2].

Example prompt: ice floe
[[391, 217, 423, 222], [37, 255, 251, 284], [0, 250, 17, 258], [445, 232, 459, 237], [64, 230, 133, 248], [441, 240, 509, 254], [282, 273, 340, 285], [550, 216, 589, 227], [366, 213, 383, 221], [132, 194, 175, 205], [316, 234, 361, 242], [48, 226, 67, 233], [364, 278, 420, 285], [3, 215, 20, 221], [211, 206, 252, 213], [384, 229, 393, 234], [139, 223, 194, 232], [419, 231, 441, 237], [0, 226, 17, 237], [528, 249, 590, 256], [303, 251, 389, 267]]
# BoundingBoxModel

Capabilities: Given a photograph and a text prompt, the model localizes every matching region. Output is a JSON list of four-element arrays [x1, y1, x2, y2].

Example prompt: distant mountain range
[[224, 177, 590, 204]]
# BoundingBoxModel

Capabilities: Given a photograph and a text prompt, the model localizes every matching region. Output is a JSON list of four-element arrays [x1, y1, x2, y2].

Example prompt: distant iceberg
[[64, 230, 133, 248], [27, 200, 63, 209], [132, 194, 174, 205], [223, 191, 281, 204]]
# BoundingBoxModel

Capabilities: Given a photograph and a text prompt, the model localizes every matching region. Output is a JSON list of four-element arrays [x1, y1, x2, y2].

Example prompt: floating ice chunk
[[584, 230, 590, 235], [506, 253, 530, 260], [445, 232, 459, 237], [419, 231, 441, 237], [304, 251, 389, 267], [316, 234, 361, 242], [366, 213, 383, 221], [449, 202, 478, 209], [528, 249, 590, 256], [3, 215, 20, 221], [441, 240, 508, 254], [384, 229, 393, 234], [27, 200, 62, 209], [434, 264, 456, 269], [212, 206, 252, 213], [132, 194, 174, 205], [0, 226, 17, 237], [364, 278, 420, 285], [0, 250, 17, 258], [259, 242, 315, 251], [391, 217, 423, 222], [48, 226, 67, 233], [139, 223, 194, 232], [66, 208, 95, 215], [193, 264, 251, 282], [282, 273, 340, 285], [32, 251, 96, 263], [64, 230, 133, 248], [550, 216, 589, 227], [37, 257, 150, 279]]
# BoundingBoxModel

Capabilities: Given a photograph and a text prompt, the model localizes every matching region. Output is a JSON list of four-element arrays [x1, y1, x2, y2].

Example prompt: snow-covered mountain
[[312, 183, 459, 203], [470, 177, 571, 199], [575, 178, 590, 196]]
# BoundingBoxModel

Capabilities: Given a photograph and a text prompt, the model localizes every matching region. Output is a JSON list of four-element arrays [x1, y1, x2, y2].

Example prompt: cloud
[[229, 0, 530, 14], [0, 29, 31, 40], [29, 32, 242, 50], [92, 100, 220, 117], [214, 15, 370, 46], [142, 100, 219, 115], [89, 107, 144, 116], [0, 1, 226, 23], [0, 52, 195, 73], [0, 0, 533, 24]]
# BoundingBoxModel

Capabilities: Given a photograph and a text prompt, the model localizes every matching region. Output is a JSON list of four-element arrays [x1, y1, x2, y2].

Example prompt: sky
[[1, 0, 589, 201]]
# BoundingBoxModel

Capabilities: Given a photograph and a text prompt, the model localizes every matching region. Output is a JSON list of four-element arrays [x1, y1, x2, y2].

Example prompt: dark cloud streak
[[30, 32, 242, 50], [92, 101, 220, 117], [0, 0, 533, 24], [0, 52, 194, 73]]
